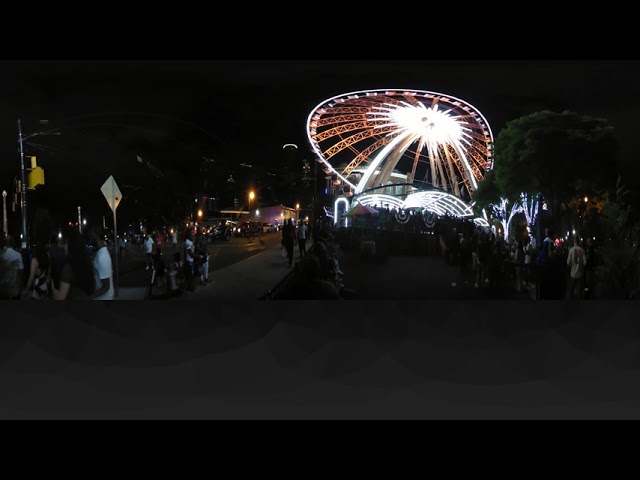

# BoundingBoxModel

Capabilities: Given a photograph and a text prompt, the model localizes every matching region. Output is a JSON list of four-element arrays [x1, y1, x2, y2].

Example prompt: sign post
[[100, 175, 123, 298]]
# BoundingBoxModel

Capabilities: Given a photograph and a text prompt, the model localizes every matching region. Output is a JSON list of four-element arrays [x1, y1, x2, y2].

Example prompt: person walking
[[48, 234, 67, 293], [183, 230, 196, 292], [118, 235, 126, 258], [171, 229, 178, 251], [144, 233, 154, 270], [297, 220, 308, 258], [195, 227, 210, 285], [0, 234, 24, 300], [523, 236, 533, 287], [281, 218, 296, 267], [88, 227, 114, 300], [154, 229, 164, 257], [566, 236, 586, 299], [536, 228, 555, 299], [50, 228, 95, 300], [514, 239, 525, 293]]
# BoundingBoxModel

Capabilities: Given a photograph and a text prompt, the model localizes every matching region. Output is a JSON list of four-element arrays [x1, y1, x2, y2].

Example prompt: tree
[[472, 170, 538, 242], [470, 169, 502, 212], [592, 176, 640, 299], [492, 110, 619, 231]]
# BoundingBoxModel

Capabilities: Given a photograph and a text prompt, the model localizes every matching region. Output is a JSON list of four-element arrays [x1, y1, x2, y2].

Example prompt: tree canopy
[[487, 110, 619, 226]]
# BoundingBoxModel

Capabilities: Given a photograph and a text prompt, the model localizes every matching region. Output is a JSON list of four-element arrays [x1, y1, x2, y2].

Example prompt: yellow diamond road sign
[[100, 175, 123, 212]]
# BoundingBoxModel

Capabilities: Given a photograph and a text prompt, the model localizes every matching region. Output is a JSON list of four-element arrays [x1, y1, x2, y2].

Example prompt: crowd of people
[[443, 223, 599, 300], [0, 224, 115, 301], [272, 218, 347, 299], [0, 222, 209, 301], [141, 225, 213, 299], [2, 210, 603, 301]]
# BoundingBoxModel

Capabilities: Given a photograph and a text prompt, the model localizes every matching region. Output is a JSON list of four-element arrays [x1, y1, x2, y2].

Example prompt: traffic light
[[27, 156, 45, 190]]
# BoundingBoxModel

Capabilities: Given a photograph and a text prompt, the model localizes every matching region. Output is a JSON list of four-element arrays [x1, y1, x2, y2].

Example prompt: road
[[116, 231, 282, 289]]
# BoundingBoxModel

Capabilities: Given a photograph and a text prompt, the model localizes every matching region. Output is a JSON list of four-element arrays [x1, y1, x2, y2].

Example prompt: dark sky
[[1, 60, 639, 230]]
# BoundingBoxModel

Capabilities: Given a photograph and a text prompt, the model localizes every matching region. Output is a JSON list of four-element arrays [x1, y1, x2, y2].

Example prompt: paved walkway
[[114, 239, 534, 301], [175, 243, 294, 301]]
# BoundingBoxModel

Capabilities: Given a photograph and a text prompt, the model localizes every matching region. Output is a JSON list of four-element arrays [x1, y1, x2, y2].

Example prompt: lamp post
[[2, 190, 7, 237], [249, 191, 255, 220], [296, 203, 300, 222], [77, 206, 82, 233]]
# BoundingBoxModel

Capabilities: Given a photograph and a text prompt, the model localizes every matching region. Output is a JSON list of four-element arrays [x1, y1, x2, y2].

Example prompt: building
[[219, 205, 299, 226]]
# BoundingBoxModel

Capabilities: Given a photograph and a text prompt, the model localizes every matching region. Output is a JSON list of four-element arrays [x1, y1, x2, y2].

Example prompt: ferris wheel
[[306, 89, 494, 201]]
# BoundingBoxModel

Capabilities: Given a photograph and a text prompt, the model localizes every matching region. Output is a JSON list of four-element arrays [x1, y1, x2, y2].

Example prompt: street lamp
[[296, 203, 300, 221], [249, 191, 255, 220]]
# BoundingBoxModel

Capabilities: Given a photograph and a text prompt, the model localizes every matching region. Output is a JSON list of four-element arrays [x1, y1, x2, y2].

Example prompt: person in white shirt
[[144, 234, 154, 270], [0, 234, 24, 300], [88, 227, 114, 300], [297, 221, 308, 258], [183, 231, 195, 291], [566, 236, 586, 300], [171, 229, 178, 250]]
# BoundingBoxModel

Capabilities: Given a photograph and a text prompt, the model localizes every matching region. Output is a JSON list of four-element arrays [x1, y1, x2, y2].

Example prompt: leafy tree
[[470, 169, 502, 212], [592, 176, 640, 299], [492, 110, 619, 230]]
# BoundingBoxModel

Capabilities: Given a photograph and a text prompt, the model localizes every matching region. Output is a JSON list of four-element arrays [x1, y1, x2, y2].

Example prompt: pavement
[[117, 237, 534, 301], [116, 238, 294, 300]]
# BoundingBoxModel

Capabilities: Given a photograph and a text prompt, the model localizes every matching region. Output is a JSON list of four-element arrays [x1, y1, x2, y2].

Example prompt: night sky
[[1, 60, 639, 232]]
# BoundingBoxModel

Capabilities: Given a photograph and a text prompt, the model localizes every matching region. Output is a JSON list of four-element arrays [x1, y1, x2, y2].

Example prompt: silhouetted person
[[50, 228, 95, 300], [297, 220, 308, 258], [0, 234, 24, 300], [566, 236, 586, 299], [281, 218, 296, 267]]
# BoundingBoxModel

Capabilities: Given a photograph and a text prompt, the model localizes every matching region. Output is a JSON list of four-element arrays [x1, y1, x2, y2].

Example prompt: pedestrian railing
[[259, 262, 301, 300]]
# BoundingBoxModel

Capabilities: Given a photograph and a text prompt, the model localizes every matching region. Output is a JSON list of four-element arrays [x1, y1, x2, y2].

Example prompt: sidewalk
[[175, 243, 294, 301], [116, 286, 147, 300], [112, 242, 533, 301]]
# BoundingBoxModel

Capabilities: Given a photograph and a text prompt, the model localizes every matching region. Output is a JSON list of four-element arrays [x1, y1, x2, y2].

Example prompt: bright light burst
[[369, 102, 470, 146]]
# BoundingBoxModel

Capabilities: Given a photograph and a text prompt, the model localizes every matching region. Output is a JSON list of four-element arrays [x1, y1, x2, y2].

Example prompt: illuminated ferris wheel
[[306, 89, 494, 201]]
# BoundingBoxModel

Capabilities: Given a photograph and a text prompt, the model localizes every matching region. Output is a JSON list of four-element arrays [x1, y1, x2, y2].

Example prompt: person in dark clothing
[[281, 218, 296, 267], [536, 228, 555, 299], [283, 254, 341, 299], [50, 228, 95, 300], [22, 241, 50, 300], [584, 237, 598, 299], [297, 220, 308, 258], [48, 236, 67, 291]]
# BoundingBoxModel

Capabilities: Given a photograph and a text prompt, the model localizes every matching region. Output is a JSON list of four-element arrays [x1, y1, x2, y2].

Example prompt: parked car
[[262, 223, 277, 233], [207, 221, 233, 242], [234, 221, 263, 237]]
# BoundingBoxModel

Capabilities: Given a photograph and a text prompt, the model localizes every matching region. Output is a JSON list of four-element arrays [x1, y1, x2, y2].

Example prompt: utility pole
[[17, 119, 28, 250], [2, 190, 7, 237], [16, 119, 59, 250]]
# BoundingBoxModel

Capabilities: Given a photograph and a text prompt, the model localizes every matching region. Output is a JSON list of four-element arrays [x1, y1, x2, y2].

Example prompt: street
[[116, 230, 282, 290]]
